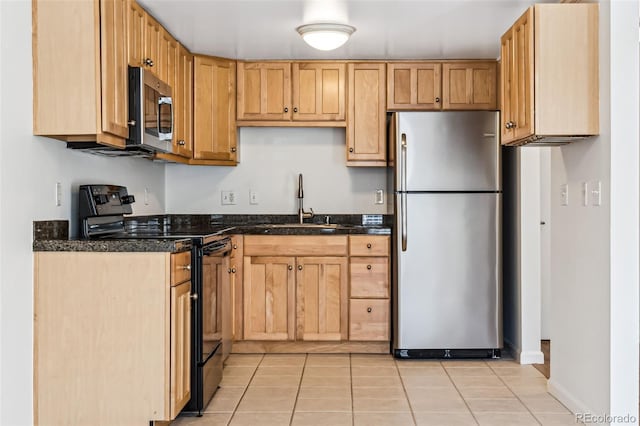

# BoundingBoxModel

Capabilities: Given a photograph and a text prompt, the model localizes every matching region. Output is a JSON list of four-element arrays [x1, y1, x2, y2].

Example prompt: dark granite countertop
[[33, 214, 392, 252]]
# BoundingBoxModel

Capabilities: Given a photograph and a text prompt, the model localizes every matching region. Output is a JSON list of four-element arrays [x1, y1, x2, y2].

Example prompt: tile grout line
[[225, 353, 264, 426], [488, 362, 544, 426], [288, 353, 308, 426], [441, 360, 481, 426], [394, 357, 419, 426]]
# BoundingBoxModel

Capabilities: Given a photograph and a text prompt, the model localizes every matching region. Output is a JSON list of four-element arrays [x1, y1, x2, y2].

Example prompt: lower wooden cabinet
[[349, 299, 390, 341], [34, 251, 193, 425]]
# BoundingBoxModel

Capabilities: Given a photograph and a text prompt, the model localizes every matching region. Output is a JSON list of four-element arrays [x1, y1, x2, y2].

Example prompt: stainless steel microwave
[[127, 66, 173, 153]]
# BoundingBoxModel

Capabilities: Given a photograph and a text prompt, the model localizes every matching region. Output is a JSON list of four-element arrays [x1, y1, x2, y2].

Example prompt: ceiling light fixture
[[296, 23, 356, 51]]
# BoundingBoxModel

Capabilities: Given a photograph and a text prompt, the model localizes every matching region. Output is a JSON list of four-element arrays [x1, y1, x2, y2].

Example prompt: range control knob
[[94, 194, 109, 205]]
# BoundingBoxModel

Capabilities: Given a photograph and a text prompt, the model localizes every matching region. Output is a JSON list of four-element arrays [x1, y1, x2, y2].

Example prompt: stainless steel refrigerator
[[392, 111, 502, 359]]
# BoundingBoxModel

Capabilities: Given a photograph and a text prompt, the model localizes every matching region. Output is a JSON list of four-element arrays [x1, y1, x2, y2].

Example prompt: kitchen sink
[[254, 223, 339, 229]]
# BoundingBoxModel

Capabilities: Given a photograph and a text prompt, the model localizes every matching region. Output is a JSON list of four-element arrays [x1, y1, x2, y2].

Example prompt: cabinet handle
[[180, 264, 191, 271], [367, 264, 372, 270], [127, 120, 136, 126], [349, 147, 354, 153], [367, 243, 372, 249], [144, 58, 154, 67], [284, 107, 289, 113], [177, 140, 186, 146], [435, 97, 440, 103], [233, 244, 238, 249], [294, 107, 298, 113], [231, 147, 237, 153], [298, 265, 303, 271], [367, 307, 372, 313], [191, 293, 198, 300], [288, 265, 293, 270]]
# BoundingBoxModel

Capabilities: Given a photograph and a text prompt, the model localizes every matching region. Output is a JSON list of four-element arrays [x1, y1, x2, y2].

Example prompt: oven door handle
[[202, 239, 232, 256]]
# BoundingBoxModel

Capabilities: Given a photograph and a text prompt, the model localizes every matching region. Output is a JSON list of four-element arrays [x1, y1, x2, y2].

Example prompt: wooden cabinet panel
[[174, 45, 194, 157], [387, 63, 441, 110], [500, 30, 515, 144], [170, 280, 191, 418], [237, 62, 291, 120], [512, 8, 534, 141], [442, 62, 497, 110], [349, 235, 390, 257], [347, 63, 387, 165], [296, 257, 348, 341], [350, 257, 389, 298], [292, 63, 346, 121], [144, 13, 161, 75], [349, 299, 389, 341], [170, 251, 191, 285], [230, 235, 244, 340], [193, 55, 237, 163], [100, 0, 129, 140], [243, 235, 348, 257], [126, 0, 145, 67], [243, 256, 295, 340]]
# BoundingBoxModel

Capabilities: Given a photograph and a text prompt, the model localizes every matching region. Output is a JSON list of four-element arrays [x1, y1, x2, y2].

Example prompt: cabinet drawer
[[350, 257, 389, 298], [171, 251, 192, 285], [244, 235, 347, 256], [349, 235, 389, 256], [349, 299, 389, 341]]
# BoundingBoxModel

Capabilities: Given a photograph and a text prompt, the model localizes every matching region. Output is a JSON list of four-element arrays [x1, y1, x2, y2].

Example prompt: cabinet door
[[349, 299, 389, 341], [347, 63, 387, 165], [442, 62, 497, 110], [100, 0, 129, 140], [296, 257, 348, 341], [500, 30, 515, 144], [170, 281, 191, 418], [512, 8, 534, 141], [243, 256, 295, 340], [193, 56, 237, 162], [126, 0, 145, 67], [292, 63, 345, 121], [230, 235, 244, 340], [144, 13, 161, 75], [174, 44, 194, 158], [237, 62, 291, 120], [158, 28, 177, 85], [387, 63, 442, 110]]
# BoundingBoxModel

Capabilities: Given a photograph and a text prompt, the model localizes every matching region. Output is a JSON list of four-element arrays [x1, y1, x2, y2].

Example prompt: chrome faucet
[[297, 173, 314, 224]]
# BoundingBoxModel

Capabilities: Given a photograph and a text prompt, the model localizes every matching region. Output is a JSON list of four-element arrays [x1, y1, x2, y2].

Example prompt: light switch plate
[[591, 180, 602, 206], [249, 190, 259, 205], [560, 184, 569, 206], [375, 189, 384, 205], [55, 182, 62, 207]]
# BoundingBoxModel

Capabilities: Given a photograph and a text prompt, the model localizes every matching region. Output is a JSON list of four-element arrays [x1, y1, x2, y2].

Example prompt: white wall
[[548, 0, 639, 420], [539, 148, 551, 340], [0, 1, 166, 424], [165, 127, 390, 215]]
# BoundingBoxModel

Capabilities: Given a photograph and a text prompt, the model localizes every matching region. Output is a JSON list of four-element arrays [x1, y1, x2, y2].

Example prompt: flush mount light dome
[[296, 23, 356, 51]]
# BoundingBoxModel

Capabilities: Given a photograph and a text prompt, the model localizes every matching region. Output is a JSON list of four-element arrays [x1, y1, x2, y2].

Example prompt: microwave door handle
[[158, 96, 173, 140]]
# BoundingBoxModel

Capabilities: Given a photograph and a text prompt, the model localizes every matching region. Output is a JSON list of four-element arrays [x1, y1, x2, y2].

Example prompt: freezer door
[[394, 193, 502, 350], [394, 111, 500, 191]]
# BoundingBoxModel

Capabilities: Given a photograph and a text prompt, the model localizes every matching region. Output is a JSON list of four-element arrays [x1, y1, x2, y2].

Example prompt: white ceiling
[[138, 0, 542, 61]]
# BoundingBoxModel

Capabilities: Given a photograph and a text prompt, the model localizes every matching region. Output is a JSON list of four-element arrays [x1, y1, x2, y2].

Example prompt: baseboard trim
[[519, 350, 545, 364], [547, 378, 591, 417]]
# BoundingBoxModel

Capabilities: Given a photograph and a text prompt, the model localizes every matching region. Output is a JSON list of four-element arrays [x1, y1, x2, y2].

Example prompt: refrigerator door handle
[[400, 133, 407, 192], [401, 193, 407, 251]]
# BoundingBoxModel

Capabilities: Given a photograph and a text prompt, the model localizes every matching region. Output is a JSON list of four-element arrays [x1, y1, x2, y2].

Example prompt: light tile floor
[[171, 354, 579, 426]]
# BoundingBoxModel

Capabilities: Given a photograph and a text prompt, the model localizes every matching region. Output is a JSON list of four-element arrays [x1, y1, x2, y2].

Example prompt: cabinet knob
[[190, 293, 198, 300], [349, 147, 354, 153], [127, 120, 136, 126], [367, 307, 372, 313], [367, 264, 372, 270], [294, 107, 298, 113], [288, 265, 293, 270], [367, 243, 372, 249], [233, 244, 238, 249], [231, 147, 237, 153], [284, 107, 289, 113], [144, 58, 154, 67], [435, 97, 440, 103], [231, 267, 236, 273], [180, 264, 191, 271], [177, 140, 186, 146], [298, 265, 303, 271]]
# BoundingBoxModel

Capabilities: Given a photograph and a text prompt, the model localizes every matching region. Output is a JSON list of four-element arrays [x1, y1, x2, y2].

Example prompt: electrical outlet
[[221, 190, 237, 205], [249, 190, 259, 205], [375, 189, 384, 205], [560, 184, 569, 206], [55, 182, 62, 207]]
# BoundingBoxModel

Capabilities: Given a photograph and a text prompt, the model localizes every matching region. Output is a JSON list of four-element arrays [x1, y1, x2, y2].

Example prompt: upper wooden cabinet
[[143, 12, 162, 72], [500, 4, 599, 146], [387, 62, 442, 110], [237, 62, 291, 120], [347, 63, 387, 166], [33, 0, 129, 147], [174, 44, 194, 158], [387, 61, 497, 111], [193, 55, 238, 164], [237, 62, 346, 124], [442, 62, 497, 110], [126, 0, 145, 67]]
